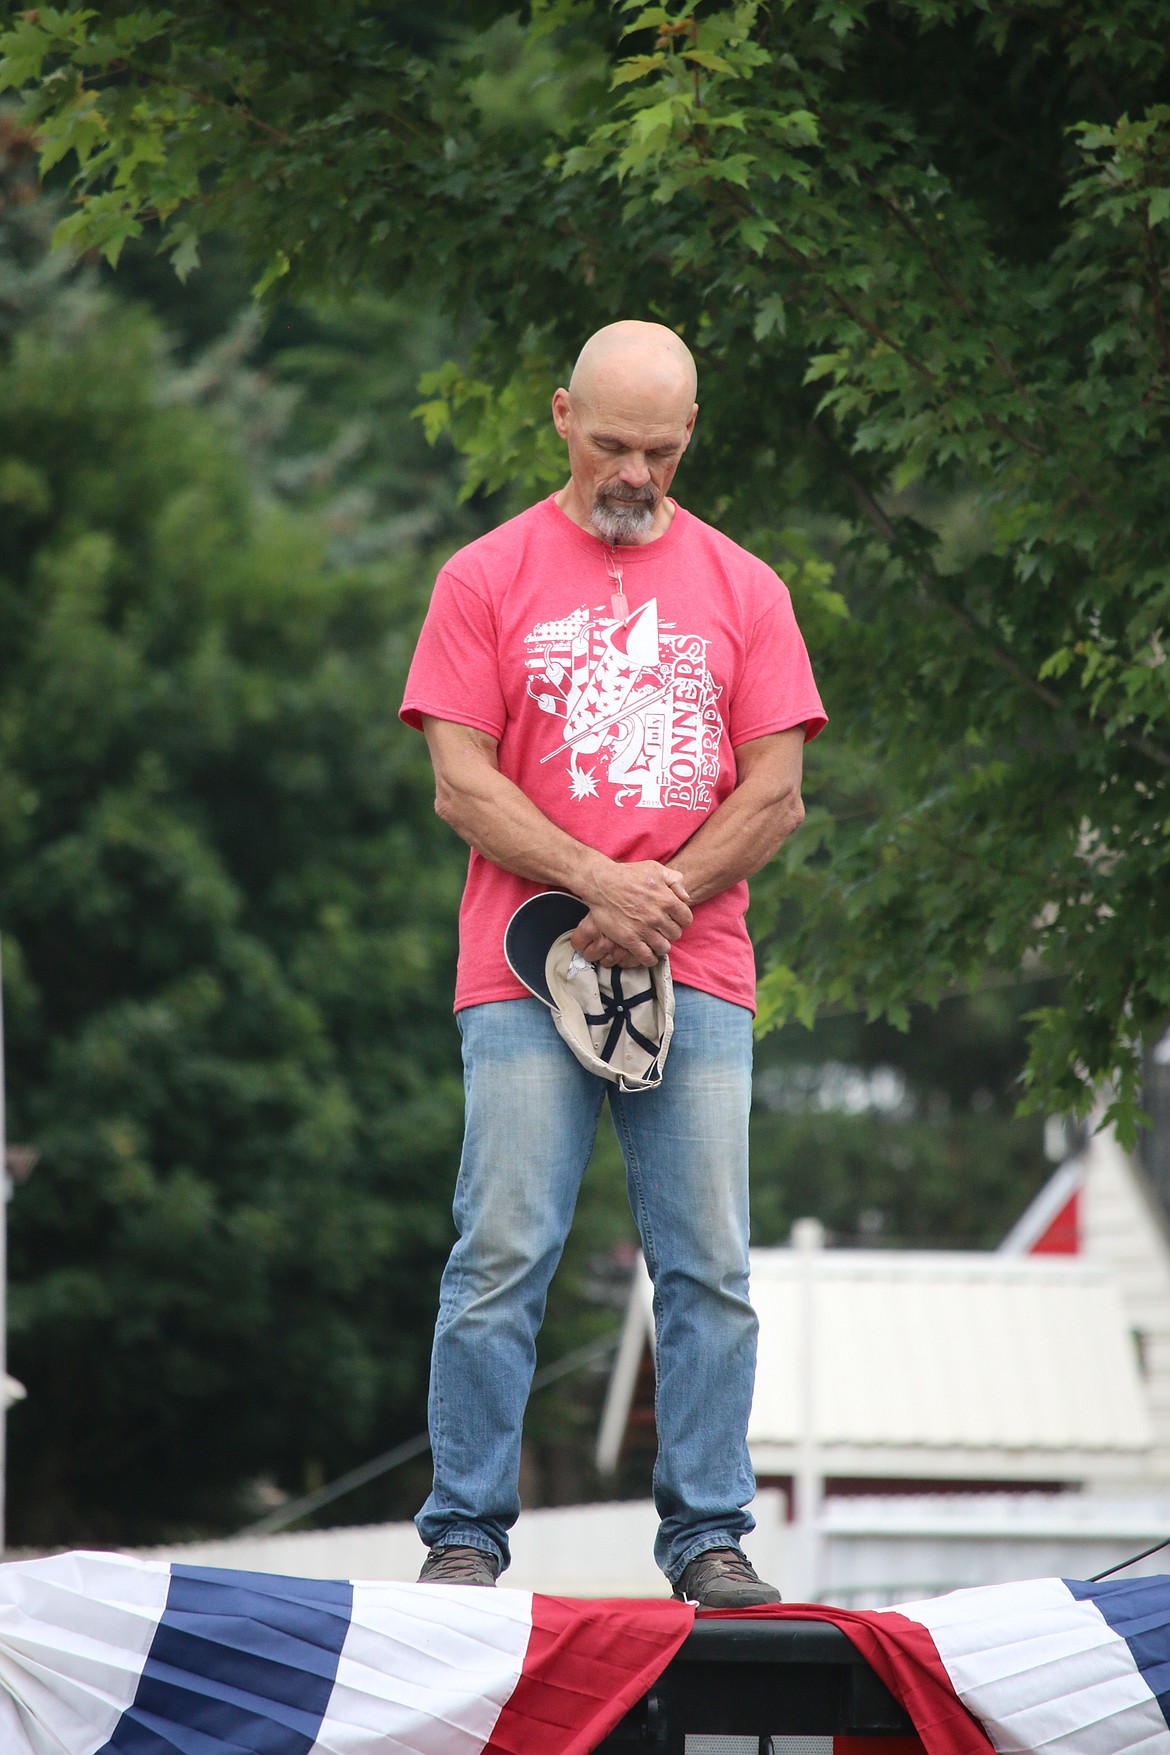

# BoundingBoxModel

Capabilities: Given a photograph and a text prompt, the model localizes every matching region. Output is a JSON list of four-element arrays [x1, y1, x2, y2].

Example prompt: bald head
[[568, 321, 697, 415], [552, 321, 698, 544]]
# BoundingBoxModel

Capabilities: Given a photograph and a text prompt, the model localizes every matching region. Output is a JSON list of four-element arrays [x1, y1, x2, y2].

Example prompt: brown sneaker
[[417, 1544, 500, 1586], [671, 1548, 781, 1608]]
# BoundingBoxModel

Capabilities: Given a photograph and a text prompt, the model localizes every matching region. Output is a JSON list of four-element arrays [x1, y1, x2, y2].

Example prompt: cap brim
[[504, 891, 591, 1005]]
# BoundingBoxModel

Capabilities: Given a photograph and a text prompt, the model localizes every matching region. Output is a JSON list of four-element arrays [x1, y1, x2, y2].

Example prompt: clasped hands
[[569, 859, 692, 969]]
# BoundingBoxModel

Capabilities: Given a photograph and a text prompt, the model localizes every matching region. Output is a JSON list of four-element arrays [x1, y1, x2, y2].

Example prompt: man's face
[[552, 384, 697, 545]]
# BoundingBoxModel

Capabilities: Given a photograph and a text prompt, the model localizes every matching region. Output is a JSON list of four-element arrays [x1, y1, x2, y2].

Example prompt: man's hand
[[567, 921, 645, 969], [571, 862, 691, 967]]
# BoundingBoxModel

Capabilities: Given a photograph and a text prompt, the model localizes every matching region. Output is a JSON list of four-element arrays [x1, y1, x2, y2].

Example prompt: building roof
[[597, 1244, 1152, 1483]]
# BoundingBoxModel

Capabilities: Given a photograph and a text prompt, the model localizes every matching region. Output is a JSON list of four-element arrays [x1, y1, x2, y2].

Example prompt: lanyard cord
[[604, 547, 629, 625]]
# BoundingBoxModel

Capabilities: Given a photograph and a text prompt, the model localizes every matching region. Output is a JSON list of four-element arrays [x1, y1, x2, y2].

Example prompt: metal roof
[[597, 1246, 1152, 1480]]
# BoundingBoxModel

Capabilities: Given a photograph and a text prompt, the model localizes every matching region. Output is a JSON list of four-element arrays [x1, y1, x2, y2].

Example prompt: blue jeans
[[415, 984, 758, 1583]]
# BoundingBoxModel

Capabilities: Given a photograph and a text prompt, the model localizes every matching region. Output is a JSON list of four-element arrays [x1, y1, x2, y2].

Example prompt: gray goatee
[[591, 483, 657, 544]]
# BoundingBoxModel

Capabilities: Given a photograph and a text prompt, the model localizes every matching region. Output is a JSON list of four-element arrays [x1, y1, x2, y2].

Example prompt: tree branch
[[850, 165, 1117, 519], [810, 421, 1170, 773], [1146, 217, 1170, 378]]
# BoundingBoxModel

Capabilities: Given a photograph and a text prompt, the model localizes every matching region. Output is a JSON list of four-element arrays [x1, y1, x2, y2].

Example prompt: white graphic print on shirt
[[523, 598, 723, 809]]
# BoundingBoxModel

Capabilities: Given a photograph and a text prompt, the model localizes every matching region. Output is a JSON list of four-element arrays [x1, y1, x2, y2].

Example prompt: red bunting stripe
[[486, 1595, 694, 1755]]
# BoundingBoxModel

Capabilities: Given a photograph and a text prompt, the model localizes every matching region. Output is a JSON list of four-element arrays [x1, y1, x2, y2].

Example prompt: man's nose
[[619, 456, 651, 487]]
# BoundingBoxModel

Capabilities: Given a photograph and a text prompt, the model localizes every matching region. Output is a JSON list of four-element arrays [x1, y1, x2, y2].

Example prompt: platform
[[597, 1616, 924, 1754]]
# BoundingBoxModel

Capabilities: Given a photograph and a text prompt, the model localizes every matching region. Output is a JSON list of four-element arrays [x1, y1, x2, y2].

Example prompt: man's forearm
[[570, 777, 803, 969], [671, 779, 805, 905], [669, 726, 807, 904], [434, 749, 604, 894]]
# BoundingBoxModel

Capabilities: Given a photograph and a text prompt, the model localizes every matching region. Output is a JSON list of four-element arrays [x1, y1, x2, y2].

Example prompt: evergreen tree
[[0, 142, 466, 1542]]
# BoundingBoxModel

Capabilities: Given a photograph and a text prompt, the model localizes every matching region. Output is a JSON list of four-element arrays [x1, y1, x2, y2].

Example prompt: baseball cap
[[504, 891, 674, 1092]]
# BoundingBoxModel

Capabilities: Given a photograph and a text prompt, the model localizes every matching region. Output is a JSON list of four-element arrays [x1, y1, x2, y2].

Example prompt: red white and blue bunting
[[1, 1551, 1169, 1755]]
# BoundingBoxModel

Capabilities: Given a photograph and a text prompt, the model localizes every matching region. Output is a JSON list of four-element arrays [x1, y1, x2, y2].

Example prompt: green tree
[[8, 0, 1168, 1135], [0, 172, 470, 1542], [103, 229, 497, 565], [748, 984, 1056, 1252]]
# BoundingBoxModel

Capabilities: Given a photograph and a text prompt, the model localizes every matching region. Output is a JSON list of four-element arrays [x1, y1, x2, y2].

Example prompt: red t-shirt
[[400, 495, 826, 1013]]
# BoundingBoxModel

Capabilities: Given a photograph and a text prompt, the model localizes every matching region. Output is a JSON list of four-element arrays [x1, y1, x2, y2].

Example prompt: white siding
[[600, 1246, 1152, 1483], [747, 1251, 1150, 1466], [1081, 1129, 1170, 1482]]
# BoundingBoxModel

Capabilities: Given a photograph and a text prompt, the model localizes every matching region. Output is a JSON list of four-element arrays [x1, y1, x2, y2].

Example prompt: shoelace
[[691, 1549, 758, 1582], [427, 1547, 494, 1581]]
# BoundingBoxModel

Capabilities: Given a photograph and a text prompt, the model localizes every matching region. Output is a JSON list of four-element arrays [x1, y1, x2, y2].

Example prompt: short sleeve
[[729, 584, 828, 748], [400, 567, 507, 739]]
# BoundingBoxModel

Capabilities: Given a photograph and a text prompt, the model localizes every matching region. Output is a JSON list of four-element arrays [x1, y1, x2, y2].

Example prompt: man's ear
[[551, 387, 571, 438], [683, 402, 698, 446]]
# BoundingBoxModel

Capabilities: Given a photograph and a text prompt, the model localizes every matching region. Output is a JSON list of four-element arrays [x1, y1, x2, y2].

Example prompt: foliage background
[[1, 137, 467, 1539]]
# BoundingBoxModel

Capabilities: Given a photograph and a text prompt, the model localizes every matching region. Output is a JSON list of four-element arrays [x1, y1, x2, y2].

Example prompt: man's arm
[[570, 727, 806, 965], [421, 715, 692, 964], [671, 725, 807, 901]]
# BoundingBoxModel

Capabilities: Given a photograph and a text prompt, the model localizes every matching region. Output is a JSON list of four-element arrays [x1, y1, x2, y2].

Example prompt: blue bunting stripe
[[96, 1565, 353, 1755], [1068, 1576, 1170, 1729]]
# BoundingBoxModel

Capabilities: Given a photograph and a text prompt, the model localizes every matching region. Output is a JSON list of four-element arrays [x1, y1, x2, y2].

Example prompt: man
[[400, 320, 826, 1605]]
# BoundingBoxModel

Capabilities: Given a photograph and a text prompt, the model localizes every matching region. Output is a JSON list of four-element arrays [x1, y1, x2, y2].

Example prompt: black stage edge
[[596, 1616, 919, 1751]]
